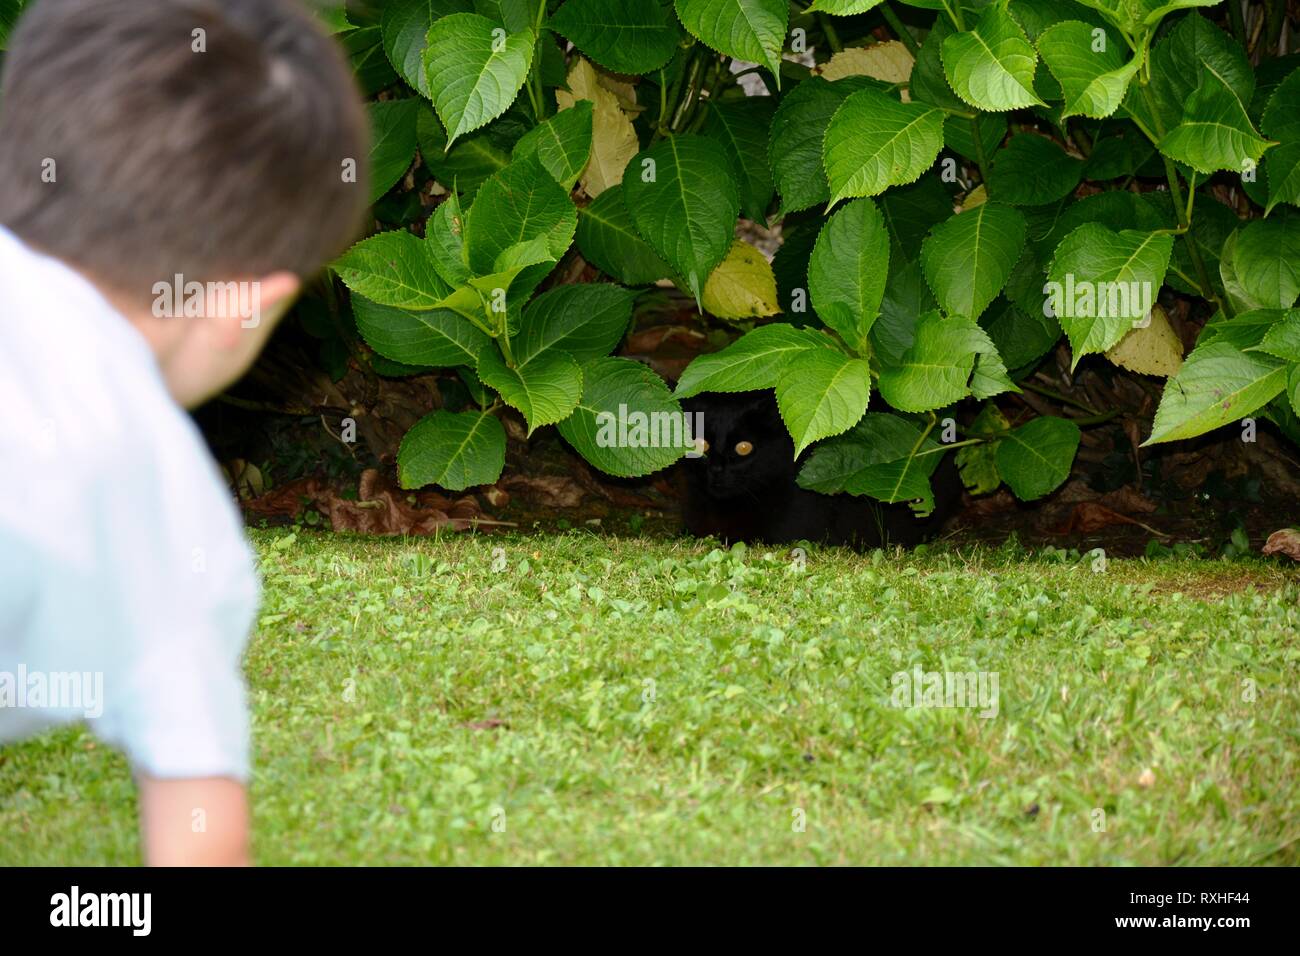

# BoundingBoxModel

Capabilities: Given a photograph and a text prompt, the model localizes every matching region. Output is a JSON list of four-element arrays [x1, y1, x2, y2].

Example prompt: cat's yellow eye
[[734, 440, 754, 457]]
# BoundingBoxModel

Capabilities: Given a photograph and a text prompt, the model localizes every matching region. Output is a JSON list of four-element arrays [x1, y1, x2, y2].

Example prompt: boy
[[0, 0, 370, 864]]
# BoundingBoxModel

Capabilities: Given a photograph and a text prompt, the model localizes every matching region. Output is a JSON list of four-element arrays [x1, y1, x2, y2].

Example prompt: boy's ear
[[212, 271, 300, 347]]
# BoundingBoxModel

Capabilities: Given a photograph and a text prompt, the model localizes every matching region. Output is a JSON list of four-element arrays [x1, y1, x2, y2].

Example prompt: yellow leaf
[[556, 58, 638, 198], [961, 184, 987, 210], [816, 41, 915, 84], [699, 240, 780, 320], [1105, 304, 1184, 377]]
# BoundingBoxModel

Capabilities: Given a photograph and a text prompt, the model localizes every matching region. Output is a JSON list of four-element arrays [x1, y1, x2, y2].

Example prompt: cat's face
[[682, 390, 794, 501]]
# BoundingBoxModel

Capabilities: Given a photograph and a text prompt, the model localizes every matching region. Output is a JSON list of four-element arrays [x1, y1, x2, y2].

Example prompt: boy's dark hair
[[0, 0, 371, 299]]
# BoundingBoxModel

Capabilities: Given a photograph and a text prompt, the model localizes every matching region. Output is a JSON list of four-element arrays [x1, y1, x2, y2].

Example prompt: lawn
[[2, 529, 1298, 865]]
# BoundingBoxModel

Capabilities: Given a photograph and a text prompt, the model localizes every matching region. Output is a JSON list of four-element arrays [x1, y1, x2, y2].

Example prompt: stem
[[880, 3, 921, 57], [1021, 380, 1101, 416], [1135, 79, 1223, 315], [941, 0, 966, 32], [1227, 0, 1247, 46], [970, 116, 992, 187], [817, 13, 843, 53]]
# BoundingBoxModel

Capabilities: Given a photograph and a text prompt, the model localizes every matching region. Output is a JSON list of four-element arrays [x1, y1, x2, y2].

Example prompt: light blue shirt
[[0, 227, 259, 780]]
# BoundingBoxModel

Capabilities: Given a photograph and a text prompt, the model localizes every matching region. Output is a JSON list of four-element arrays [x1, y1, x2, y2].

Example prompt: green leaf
[[383, 0, 472, 95], [622, 135, 740, 302], [557, 357, 689, 476], [1046, 224, 1173, 366], [1157, 66, 1272, 175], [807, 199, 890, 355], [334, 230, 450, 310], [940, 4, 1045, 112], [823, 87, 945, 207], [353, 294, 489, 366], [548, 0, 679, 74], [1036, 20, 1138, 119], [768, 76, 878, 214], [1253, 310, 1300, 362], [675, 324, 835, 398], [515, 283, 636, 364], [398, 409, 506, 490], [463, 152, 577, 275], [1232, 211, 1300, 309], [424, 12, 535, 146], [702, 97, 778, 222], [368, 99, 420, 203], [805, 0, 884, 12], [981, 299, 1061, 373], [700, 240, 781, 320], [1146, 342, 1287, 444], [416, 104, 524, 194], [512, 100, 594, 189], [436, 238, 555, 328], [478, 347, 584, 434], [674, 0, 788, 84], [575, 183, 672, 285], [986, 133, 1083, 206], [1262, 67, 1300, 214], [877, 311, 975, 412], [920, 202, 1026, 321], [879, 174, 956, 258], [1139, 11, 1253, 137], [775, 350, 872, 457], [874, 254, 938, 365], [995, 416, 1079, 500], [426, 194, 472, 288], [798, 413, 944, 508], [954, 403, 1009, 494]]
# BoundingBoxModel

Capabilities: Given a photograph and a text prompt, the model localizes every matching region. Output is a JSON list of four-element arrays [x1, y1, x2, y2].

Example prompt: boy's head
[[0, 0, 371, 406]]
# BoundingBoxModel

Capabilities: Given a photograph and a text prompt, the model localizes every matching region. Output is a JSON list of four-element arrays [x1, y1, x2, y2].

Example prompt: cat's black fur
[[680, 390, 961, 549]]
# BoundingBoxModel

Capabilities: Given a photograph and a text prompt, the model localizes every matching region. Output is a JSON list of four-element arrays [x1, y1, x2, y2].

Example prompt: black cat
[[680, 390, 961, 549]]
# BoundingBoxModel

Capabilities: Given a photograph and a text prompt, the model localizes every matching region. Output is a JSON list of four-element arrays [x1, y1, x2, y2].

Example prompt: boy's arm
[[137, 776, 251, 867]]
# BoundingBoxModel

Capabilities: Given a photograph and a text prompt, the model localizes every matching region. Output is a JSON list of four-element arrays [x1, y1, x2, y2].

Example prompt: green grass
[[2, 530, 1298, 865]]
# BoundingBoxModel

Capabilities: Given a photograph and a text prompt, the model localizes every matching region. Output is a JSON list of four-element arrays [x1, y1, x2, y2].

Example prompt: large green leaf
[[558, 357, 690, 476], [334, 230, 449, 310], [768, 76, 877, 214], [477, 347, 584, 434], [398, 409, 507, 490], [798, 413, 945, 509], [514, 283, 636, 364], [575, 184, 672, 285], [986, 134, 1084, 206], [353, 294, 489, 366], [702, 97, 778, 223], [1138, 11, 1253, 137], [622, 135, 740, 302], [416, 105, 524, 194], [368, 99, 420, 203], [383, 0, 472, 95], [1232, 212, 1300, 309], [424, 12, 535, 146], [920, 202, 1026, 321], [822, 87, 945, 207], [674, 0, 788, 83], [1146, 342, 1287, 444], [775, 349, 873, 457], [805, 0, 885, 12], [1046, 224, 1173, 365], [674, 325, 836, 398], [512, 100, 594, 190], [995, 416, 1080, 500], [1262, 67, 1300, 214], [1036, 20, 1139, 119], [463, 152, 577, 275], [808, 199, 890, 355], [1157, 66, 1272, 175], [1253, 310, 1300, 362], [548, 0, 679, 74], [879, 174, 955, 258], [940, 4, 1044, 112], [877, 311, 976, 412]]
